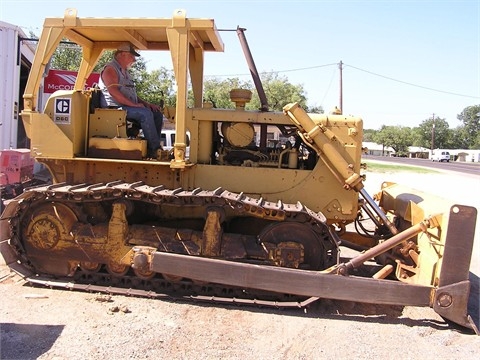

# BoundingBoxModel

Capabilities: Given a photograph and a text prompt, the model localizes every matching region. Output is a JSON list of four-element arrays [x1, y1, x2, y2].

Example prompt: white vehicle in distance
[[161, 130, 190, 157], [431, 150, 450, 162]]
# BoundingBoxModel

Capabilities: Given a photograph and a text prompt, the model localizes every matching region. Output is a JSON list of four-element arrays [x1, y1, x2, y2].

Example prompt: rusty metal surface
[[433, 281, 479, 335], [433, 205, 478, 333], [340, 221, 426, 274], [439, 205, 477, 287], [150, 251, 432, 307]]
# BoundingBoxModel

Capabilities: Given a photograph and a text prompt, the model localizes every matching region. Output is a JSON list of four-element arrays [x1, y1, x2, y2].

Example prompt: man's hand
[[144, 102, 162, 112]]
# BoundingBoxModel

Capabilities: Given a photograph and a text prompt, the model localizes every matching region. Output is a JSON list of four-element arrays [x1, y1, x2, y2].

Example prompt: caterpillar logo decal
[[54, 98, 71, 124]]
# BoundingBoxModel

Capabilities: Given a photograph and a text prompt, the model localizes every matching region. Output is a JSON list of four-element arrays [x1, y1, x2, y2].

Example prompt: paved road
[[364, 155, 480, 176]]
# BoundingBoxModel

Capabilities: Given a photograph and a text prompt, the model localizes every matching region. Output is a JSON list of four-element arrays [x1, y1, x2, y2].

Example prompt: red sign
[[44, 70, 100, 94]]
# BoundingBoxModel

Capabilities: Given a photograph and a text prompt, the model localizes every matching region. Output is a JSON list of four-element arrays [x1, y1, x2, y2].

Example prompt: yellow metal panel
[[37, 157, 187, 188], [42, 90, 88, 156], [88, 138, 147, 160], [29, 90, 88, 158], [193, 164, 358, 222], [378, 182, 451, 222], [31, 113, 74, 158], [88, 109, 127, 138], [377, 182, 469, 288]]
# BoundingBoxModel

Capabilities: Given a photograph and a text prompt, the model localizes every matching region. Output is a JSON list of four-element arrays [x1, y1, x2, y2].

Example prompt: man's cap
[[117, 42, 140, 57]]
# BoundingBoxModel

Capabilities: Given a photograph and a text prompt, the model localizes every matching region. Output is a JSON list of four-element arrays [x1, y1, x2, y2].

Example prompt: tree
[[199, 72, 312, 114], [198, 77, 253, 109], [449, 126, 470, 149], [94, 51, 115, 72], [363, 128, 377, 142], [49, 42, 141, 73], [248, 72, 309, 112], [49, 42, 83, 71], [416, 116, 450, 149], [134, 67, 176, 107], [372, 125, 413, 156], [410, 127, 424, 147], [306, 105, 324, 114], [457, 105, 480, 149]]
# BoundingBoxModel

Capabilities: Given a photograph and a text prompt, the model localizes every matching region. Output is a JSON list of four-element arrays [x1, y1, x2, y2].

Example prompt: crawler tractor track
[[1, 181, 337, 308]]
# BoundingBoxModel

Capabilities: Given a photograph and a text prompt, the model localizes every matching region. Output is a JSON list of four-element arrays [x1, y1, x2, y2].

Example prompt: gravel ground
[[1, 166, 479, 359]]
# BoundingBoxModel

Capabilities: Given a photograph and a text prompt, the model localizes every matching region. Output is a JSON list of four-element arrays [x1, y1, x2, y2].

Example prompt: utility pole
[[339, 60, 343, 114], [431, 113, 435, 151]]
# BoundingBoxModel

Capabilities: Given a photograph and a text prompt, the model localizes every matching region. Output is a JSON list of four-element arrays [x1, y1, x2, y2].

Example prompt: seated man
[[99, 42, 163, 158]]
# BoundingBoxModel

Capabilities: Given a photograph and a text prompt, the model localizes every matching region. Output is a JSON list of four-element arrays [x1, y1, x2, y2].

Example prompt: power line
[[206, 61, 479, 100], [205, 63, 338, 77], [345, 64, 480, 99], [270, 63, 339, 74]]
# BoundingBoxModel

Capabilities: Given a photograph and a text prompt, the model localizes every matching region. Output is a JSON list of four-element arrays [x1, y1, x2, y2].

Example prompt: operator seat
[[88, 88, 147, 160], [89, 87, 140, 138]]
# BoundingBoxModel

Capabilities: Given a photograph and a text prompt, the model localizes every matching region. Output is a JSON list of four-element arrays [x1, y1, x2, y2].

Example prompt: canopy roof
[[45, 8, 224, 53]]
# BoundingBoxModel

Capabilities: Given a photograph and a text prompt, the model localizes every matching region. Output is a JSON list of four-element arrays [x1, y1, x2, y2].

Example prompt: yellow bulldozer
[[0, 8, 477, 333]]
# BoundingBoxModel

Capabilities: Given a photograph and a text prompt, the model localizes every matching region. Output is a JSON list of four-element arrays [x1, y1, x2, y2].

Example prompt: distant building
[[443, 149, 480, 163], [407, 146, 430, 159], [362, 143, 480, 162], [408, 147, 480, 163], [362, 142, 395, 157]]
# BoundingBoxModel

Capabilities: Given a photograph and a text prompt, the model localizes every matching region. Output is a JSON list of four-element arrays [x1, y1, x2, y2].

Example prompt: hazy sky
[[1, 0, 479, 129]]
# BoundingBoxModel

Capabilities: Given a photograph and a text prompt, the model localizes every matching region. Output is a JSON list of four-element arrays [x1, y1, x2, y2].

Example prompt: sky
[[1, 0, 479, 130]]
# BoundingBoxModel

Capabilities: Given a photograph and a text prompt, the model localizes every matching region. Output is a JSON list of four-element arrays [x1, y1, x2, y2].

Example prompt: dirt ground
[[1, 168, 479, 359]]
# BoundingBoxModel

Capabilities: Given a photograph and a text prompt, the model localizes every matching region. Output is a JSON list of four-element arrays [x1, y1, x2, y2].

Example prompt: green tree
[[457, 105, 480, 149], [449, 126, 470, 149], [49, 42, 83, 71], [472, 133, 480, 149], [410, 127, 424, 147], [306, 105, 324, 114], [130, 66, 176, 131], [199, 72, 312, 113], [134, 67, 176, 107], [198, 77, 253, 109], [416, 116, 450, 149], [372, 125, 413, 156], [249, 72, 308, 112], [49, 42, 141, 73], [363, 128, 377, 142], [94, 51, 115, 72]]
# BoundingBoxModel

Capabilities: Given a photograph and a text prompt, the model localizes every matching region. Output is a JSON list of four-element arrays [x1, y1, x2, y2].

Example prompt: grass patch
[[362, 160, 439, 174]]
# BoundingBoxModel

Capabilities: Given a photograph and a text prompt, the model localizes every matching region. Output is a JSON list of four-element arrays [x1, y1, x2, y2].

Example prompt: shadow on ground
[[1, 323, 64, 359]]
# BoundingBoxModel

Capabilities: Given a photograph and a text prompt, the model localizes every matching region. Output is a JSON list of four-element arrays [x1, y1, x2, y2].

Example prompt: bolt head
[[437, 293, 452, 307]]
